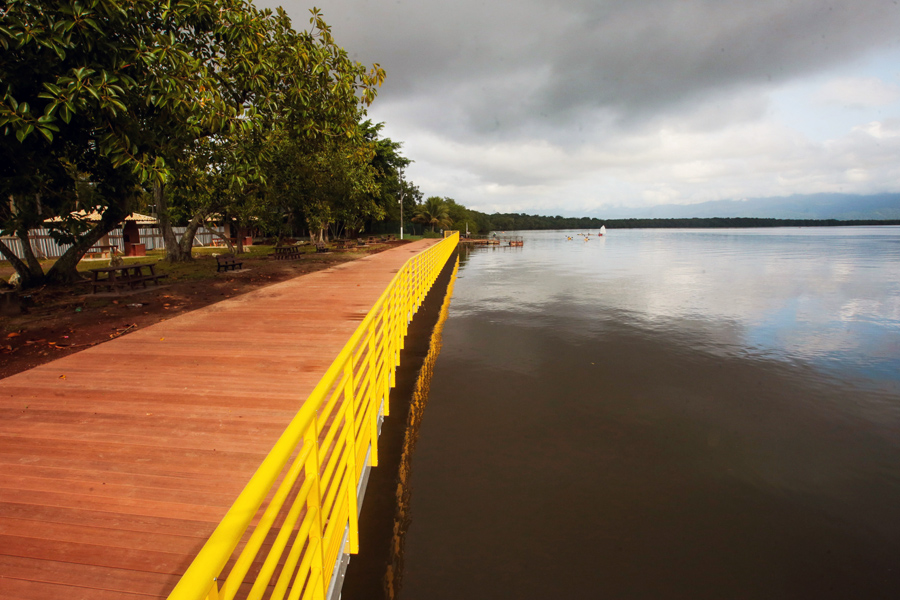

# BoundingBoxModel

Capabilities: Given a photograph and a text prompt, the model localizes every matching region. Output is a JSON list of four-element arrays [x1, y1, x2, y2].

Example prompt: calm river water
[[398, 227, 900, 599]]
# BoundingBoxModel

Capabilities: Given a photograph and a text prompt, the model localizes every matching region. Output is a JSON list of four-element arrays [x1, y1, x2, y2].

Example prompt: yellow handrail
[[167, 233, 459, 600]]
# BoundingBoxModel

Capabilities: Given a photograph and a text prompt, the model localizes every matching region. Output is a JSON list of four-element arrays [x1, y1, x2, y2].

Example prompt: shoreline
[[341, 250, 459, 600]]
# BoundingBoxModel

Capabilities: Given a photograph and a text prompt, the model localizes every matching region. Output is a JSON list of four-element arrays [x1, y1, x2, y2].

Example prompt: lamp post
[[398, 168, 405, 240]]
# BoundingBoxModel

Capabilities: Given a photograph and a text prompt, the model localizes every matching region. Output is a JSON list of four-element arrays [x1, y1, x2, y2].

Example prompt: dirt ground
[[0, 241, 408, 380]]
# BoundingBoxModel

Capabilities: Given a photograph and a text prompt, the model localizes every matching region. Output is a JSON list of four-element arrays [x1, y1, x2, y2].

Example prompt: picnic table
[[272, 246, 302, 260], [86, 262, 168, 294], [85, 244, 119, 258], [333, 239, 353, 250]]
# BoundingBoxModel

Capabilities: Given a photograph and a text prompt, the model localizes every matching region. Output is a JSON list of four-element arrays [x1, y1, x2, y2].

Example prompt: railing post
[[342, 361, 361, 554], [303, 422, 328, 599], [380, 303, 392, 414], [206, 578, 219, 600], [367, 321, 379, 467]]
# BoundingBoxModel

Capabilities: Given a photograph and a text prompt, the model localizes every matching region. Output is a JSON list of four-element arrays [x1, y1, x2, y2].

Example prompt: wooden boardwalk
[[0, 240, 439, 600]]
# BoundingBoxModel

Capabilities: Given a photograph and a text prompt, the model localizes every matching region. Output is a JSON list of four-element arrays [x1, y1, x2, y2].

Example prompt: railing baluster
[[304, 419, 328, 600], [342, 360, 361, 554]]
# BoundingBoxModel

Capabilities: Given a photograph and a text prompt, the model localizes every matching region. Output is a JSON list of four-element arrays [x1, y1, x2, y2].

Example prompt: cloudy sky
[[260, 0, 900, 216]]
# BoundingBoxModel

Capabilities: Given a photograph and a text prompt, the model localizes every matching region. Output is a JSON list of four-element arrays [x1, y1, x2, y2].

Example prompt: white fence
[[1, 226, 226, 260]]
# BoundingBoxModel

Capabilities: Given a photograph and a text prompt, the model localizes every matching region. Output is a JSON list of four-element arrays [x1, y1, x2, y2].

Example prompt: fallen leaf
[[59, 375, 66, 379], [160, 337, 165, 341], [7, 332, 20, 338]]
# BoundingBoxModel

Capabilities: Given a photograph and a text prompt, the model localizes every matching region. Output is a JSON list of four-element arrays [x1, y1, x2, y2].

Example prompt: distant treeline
[[470, 212, 604, 231], [466, 212, 900, 232], [601, 217, 900, 229]]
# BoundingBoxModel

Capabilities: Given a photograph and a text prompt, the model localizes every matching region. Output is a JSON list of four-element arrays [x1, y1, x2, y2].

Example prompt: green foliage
[[0, 0, 386, 278], [439, 211, 900, 233], [601, 217, 900, 228], [477, 213, 604, 231], [412, 196, 452, 232]]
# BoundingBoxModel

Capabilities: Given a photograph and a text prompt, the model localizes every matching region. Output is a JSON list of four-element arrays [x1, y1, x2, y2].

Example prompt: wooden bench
[[272, 246, 302, 260], [216, 254, 243, 272], [315, 241, 329, 253]]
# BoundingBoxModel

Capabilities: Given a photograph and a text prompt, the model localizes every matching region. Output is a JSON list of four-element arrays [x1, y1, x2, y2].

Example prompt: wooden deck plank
[[0, 502, 217, 537], [1, 474, 241, 507], [1, 577, 165, 600], [1, 555, 174, 598], [0, 489, 230, 522], [0, 463, 242, 494], [0, 534, 190, 574], [0, 436, 270, 473], [0, 240, 439, 597], [0, 517, 207, 552]]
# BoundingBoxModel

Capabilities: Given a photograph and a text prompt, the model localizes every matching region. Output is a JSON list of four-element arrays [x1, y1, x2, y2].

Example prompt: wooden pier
[[0, 239, 441, 600], [459, 236, 523, 247]]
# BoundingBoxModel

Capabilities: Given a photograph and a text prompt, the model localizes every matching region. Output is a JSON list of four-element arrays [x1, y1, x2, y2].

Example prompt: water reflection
[[384, 257, 458, 599], [456, 227, 900, 382], [400, 227, 900, 599]]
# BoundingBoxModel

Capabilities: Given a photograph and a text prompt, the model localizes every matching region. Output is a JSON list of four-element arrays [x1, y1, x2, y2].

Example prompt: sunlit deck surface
[[0, 239, 438, 600]]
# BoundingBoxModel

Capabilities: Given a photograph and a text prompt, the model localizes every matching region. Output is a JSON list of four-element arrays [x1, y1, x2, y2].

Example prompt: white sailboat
[[599, 225, 606, 236]]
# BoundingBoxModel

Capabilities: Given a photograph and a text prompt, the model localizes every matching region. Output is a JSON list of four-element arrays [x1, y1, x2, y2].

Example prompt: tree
[[412, 196, 452, 232], [397, 178, 423, 233], [356, 121, 412, 235], [0, 1, 386, 287], [0, 0, 245, 284], [154, 6, 385, 260], [443, 197, 479, 235]]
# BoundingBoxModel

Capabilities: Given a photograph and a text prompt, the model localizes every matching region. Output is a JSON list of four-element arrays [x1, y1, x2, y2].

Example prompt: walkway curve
[[0, 239, 441, 600]]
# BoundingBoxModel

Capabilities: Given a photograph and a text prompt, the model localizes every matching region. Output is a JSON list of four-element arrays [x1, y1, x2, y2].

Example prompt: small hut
[[43, 211, 158, 257]]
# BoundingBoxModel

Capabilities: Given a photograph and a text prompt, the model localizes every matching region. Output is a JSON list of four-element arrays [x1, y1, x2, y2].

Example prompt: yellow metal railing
[[167, 233, 459, 600]]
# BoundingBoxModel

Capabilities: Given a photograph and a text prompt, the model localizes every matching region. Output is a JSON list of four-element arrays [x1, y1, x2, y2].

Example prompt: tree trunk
[[16, 226, 45, 276], [0, 238, 44, 289], [203, 225, 235, 254], [155, 180, 193, 262], [0, 195, 47, 288], [234, 224, 244, 254], [46, 206, 126, 285], [176, 212, 204, 259]]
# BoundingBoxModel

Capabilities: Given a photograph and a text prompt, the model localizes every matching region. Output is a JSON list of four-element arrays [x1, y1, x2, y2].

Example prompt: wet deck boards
[[0, 240, 438, 599]]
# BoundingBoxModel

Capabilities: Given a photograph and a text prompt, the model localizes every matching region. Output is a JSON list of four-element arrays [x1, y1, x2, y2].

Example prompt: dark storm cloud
[[272, 0, 900, 134], [258, 0, 900, 211]]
